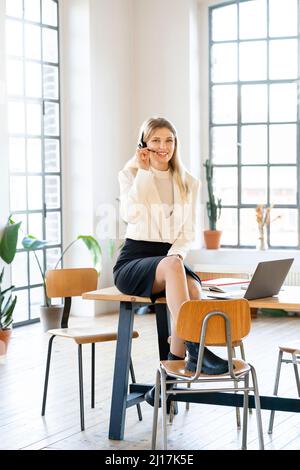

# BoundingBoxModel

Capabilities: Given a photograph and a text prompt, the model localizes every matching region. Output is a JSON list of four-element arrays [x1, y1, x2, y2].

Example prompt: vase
[[257, 227, 267, 250]]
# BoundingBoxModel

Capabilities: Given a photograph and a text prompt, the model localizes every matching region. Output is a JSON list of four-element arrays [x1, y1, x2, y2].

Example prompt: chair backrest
[[45, 268, 98, 298], [176, 299, 251, 346]]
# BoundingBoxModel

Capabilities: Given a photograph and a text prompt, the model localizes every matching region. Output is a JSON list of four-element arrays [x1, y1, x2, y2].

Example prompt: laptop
[[206, 258, 294, 300]]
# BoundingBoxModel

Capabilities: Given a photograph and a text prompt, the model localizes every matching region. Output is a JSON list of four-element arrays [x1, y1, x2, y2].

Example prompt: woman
[[113, 117, 228, 403]]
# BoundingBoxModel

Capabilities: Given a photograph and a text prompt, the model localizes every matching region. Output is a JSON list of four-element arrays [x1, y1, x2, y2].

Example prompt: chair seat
[[279, 342, 300, 354], [160, 358, 250, 378], [48, 328, 139, 345]]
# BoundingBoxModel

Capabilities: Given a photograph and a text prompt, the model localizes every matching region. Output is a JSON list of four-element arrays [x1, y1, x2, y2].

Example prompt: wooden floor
[[0, 310, 300, 450]]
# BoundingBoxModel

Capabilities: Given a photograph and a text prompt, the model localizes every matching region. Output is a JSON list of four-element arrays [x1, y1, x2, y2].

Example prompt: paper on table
[[201, 277, 250, 293]]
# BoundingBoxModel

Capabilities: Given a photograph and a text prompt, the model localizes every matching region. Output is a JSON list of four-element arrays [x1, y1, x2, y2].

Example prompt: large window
[[5, 0, 61, 325], [209, 0, 299, 248]]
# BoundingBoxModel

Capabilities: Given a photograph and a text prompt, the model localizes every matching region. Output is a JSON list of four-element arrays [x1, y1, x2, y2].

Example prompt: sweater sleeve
[[167, 178, 200, 260], [118, 167, 154, 224]]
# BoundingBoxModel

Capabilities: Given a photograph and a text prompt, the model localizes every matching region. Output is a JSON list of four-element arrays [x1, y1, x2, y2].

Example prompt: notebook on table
[[206, 258, 294, 300]]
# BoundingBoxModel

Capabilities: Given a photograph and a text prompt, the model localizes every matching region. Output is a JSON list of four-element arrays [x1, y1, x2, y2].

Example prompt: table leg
[[154, 303, 170, 360], [109, 301, 134, 440]]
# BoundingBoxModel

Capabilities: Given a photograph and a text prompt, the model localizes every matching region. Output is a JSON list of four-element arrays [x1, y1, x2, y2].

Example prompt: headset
[[138, 132, 147, 149]]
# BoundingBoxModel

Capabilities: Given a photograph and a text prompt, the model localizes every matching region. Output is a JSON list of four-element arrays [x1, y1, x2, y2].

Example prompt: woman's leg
[[152, 256, 191, 357]]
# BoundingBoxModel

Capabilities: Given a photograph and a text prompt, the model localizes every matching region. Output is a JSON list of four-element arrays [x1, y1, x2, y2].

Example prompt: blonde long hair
[[126, 117, 190, 200]]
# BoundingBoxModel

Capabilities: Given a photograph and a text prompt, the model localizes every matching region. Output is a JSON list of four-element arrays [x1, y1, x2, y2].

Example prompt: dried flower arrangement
[[255, 204, 281, 250]]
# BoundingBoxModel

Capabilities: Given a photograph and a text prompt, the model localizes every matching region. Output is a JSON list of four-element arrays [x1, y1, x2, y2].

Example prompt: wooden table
[[82, 286, 300, 440]]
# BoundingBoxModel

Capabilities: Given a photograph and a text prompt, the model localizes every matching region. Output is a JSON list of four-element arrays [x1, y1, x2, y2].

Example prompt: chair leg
[[41, 335, 55, 416], [91, 343, 95, 408], [292, 353, 300, 397], [250, 365, 264, 450], [151, 369, 161, 450], [129, 358, 142, 421], [241, 374, 249, 450], [268, 349, 283, 434], [78, 344, 85, 431], [161, 371, 168, 450], [186, 382, 191, 411], [240, 342, 252, 415], [232, 346, 241, 429]]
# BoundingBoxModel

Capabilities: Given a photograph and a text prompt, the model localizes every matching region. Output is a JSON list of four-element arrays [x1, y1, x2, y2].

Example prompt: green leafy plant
[[21, 234, 102, 307], [204, 159, 222, 231], [0, 268, 16, 329], [0, 216, 22, 329]]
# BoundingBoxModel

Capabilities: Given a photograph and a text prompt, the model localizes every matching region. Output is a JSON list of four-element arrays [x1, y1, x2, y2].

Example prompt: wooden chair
[[42, 268, 141, 430], [268, 342, 300, 434], [151, 299, 264, 450]]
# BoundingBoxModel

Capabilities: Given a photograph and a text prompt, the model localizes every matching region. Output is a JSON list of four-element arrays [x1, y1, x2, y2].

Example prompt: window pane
[[25, 62, 42, 98], [214, 167, 237, 205], [269, 124, 297, 163], [45, 139, 60, 172], [45, 176, 60, 209], [28, 251, 43, 287], [26, 103, 42, 135], [46, 247, 61, 270], [43, 27, 58, 63], [211, 126, 237, 164], [211, 43, 237, 83], [241, 125, 267, 164], [28, 176, 43, 210], [240, 208, 257, 246], [239, 0, 267, 39], [42, 0, 58, 27], [6, 0, 23, 18], [270, 167, 297, 205], [241, 85, 267, 123], [211, 4, 237, 41], [11, 252, 28, 287], [44, 102, 59, 135], [6, 59, 23, 96], [269, 209, 298, 247], [6, 19, 23, 56], [239, 41, 267, 81], [43, 65, 59, 99], [28, 212, 43, 239], [269, 39, 298, 80], [212, 85, 237, 124], [241, 167, 267, 204], [10, 176, 27, 211], [269, 0, 297, 37], [24, 0, 41, 22], [269, 83, 297, 122], [30, 287, 44, 319], [24, 24, 41, 60], [29, 251, 44, 286], [27, 138, 42, 172], [218, 208, 238, 245], [46, 212, 61, 244], [13, 289, 29, 323], [8, 101, 25, 134], [9, 137, 26, 172]]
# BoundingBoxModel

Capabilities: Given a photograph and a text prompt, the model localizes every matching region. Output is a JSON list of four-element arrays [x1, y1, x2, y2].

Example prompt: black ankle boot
[[144, 352, 183, 407], [185, 342, 229, 375]]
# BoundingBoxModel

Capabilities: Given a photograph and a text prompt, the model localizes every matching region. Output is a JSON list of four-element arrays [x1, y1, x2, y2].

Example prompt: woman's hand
[[135, 148, 150, 171]]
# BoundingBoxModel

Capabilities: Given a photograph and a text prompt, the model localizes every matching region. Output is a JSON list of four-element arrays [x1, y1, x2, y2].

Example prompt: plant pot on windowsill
[[203, 229, 222, 249], [0, 328, 12, 357]]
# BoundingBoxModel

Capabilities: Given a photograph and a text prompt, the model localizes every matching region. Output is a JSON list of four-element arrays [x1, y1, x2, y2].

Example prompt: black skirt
[[113, 238, 201, 303]]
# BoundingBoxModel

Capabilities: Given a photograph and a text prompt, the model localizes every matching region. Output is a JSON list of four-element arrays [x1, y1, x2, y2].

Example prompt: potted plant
[[0, 217, 22, 355], [203, 159, 222, 249], [21, 234, 102, 331]]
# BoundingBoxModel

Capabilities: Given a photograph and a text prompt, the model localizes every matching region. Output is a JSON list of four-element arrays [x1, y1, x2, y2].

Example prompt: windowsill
[[189, 247, 300, 272]]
